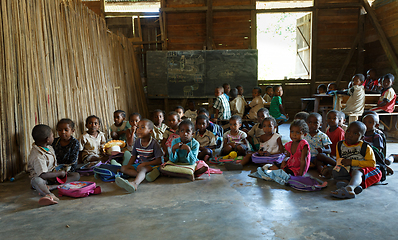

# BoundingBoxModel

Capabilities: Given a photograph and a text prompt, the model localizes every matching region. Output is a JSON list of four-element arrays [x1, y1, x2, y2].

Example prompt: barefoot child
[[269, 120, 310, 176], [194, 115, 216, 161], [116, 119, 163, 193], [110, 110, 131, 141], [222, 115, 249, 156], [151, 109, 167, 143], [28, 124, 80, 205], [247, 108, 269, 151], [161, 111, 181, 157], [126, 113, 141, 150], [80, 115, 107, 163], [52, 119, 80, 172], [225, 117, 284, 170], [331, 121, 382, 199]]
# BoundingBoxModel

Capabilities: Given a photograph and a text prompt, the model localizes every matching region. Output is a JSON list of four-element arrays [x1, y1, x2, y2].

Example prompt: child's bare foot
[[321, 165, 332, 179], [387, 166, 394, 175], [194, 166, 209, 176], [204, 155, 210, 162]]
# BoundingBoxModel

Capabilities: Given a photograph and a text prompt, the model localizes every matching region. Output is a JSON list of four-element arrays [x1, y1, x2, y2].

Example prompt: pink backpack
[[58, 181, 101, 198]]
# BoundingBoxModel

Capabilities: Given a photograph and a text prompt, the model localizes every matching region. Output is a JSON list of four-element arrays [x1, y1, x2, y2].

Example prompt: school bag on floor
[[251, 153, 285, 164], [58, 181, 101, 198], [287, 176, 328, 191], [93, 164, 129, 182]]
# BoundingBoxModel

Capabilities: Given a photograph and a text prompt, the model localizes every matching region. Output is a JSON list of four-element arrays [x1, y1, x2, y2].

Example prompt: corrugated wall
[[0, 0, 147, 182]]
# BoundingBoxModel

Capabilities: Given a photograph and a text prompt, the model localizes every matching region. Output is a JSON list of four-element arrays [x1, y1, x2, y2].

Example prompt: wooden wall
[[163, 0, 254, 50], [364, 0, 398, 86], [0, 0, 147, 182]]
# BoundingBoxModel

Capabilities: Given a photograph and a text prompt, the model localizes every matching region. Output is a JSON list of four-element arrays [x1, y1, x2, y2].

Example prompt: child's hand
[[172, 142, 183, 152], [131, 126, 137, 134], [180, 144, 191, 153], [111, 131, 119, 140], [58, 170, 66, 178], [341, 158, 352, 166]]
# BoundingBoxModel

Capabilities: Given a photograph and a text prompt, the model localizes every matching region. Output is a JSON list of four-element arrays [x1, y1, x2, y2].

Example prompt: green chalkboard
[[147, 50, 258, 98]]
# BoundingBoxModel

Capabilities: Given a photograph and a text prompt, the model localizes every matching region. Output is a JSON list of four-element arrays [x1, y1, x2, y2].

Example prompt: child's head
[[175, 106, 184, 119], [187, 100, 196, 111], [294, 111, 309, 121], [32, 124, 54, 146], [229, 88, 238, 100], [85, 115, 101, 133], [214, 86, 224, 97], [345, 121, 366, 145], [252, 87, 262, 98], [196, 114, 209, 132], [223, 83, 231, 95], [367, 69, 376, 80], [129, 113, 142, 128], [338, 111, 345, 126], [262, 117, 277, 135], [167, 111, 180, 129], [257, 108, 270, 125], [290, 120, 309, 142], [317, 84, 327, 94], [273, 85, 283, 97], [265, 86, 273, 97], [327, 110, 340, 128], [56, 118, 75, 141], [136, 119, 154, 139], [236, 85, 244, 95], [362, 114, 379, 132], [197, 108, 209, 118], [178, 119, 194, 143], [382, 73, 394, 89], [327, 82, 337, 91], [113, 110, 126, 126], [352, 74, 365, 86], [229, 115, 242, 132], [306, 112, 322, 133], [152, 109, 165, 126]]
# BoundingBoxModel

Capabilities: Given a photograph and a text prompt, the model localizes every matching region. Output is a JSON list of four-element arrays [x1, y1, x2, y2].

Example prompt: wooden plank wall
[[364, 0, 398, 85], [0, 0, 147, 182], [82, 0, 104, 18], [164, 0, 253, 50], [315, 0, 361, 89]]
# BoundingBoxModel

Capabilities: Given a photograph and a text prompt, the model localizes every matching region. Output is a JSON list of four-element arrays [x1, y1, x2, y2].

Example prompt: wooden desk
[[301, 97, 315, 111], [313, 94, 333, 113], [334, 93, 380, 111]]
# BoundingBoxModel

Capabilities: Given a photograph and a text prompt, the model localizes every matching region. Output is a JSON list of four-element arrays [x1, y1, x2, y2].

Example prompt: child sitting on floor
[[338, 111, 348, 131], [184, 100, 197, 123], [269, 120, 310, 176], [263, 86, 273, 103], [52, 119, 80, 172], [371, 73, 396, 113], [225, 117, 284, 170], [175, 106, 185, 120], [212, 86, 231, 123], [304, 113, 332, 168], [230, 88, 246, 117], [246, 87, 266, 120], [126, 113, 141, 150], [194, 115, 216, 161], [270, 85, 289, 124], [317, 110, 344, 178], [116, 119, 163, 193], [80, 115, 107, 163], [362, 114, 384, 153], [331, 121, 382, 199], [170, 120, 209, 177], [342, 74, 365, 115], [294, 111, 309, 121], [151, 109, 167, 143], [198, 108, 223, 148], [161, 111, 181, 157], [247, 108, 269, 151], [222, 115, 249, 156], [28, 124, 80, 206], [110, 110, 131, 141]]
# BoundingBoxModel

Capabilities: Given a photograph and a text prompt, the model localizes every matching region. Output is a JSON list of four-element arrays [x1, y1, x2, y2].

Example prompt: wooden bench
[[346, 112, 398, 131]]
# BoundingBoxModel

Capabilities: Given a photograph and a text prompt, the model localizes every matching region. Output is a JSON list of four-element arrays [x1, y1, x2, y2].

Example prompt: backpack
[[251, 153, 285, 164], [93, 164, 129, 182], [287, 176, 328, 191], [58, 181, 101, 198], [373, 129, 387, 158], [337, 141, 387, 182]]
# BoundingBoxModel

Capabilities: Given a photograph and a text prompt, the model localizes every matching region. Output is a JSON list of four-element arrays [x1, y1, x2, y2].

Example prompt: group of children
[[27, 75, 396, 205]]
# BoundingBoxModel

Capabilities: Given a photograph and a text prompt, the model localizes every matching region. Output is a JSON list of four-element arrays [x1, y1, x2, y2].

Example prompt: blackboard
[[147, 50, 258, 98]]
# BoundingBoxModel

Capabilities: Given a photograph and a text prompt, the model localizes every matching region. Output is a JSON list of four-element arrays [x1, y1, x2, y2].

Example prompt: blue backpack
[[93, 164, 129, 182]]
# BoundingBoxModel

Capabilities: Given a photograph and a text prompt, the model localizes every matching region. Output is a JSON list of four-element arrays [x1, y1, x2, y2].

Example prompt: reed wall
[[0, 0, 147, 182]]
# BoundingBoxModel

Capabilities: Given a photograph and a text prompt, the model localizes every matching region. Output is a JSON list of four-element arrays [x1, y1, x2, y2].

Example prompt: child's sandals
[[331, 187, 355, 199], [38, 194, 59, 206]]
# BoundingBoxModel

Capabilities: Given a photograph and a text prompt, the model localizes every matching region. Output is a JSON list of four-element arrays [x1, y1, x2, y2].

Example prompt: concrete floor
[[1, 124, 398, 240]]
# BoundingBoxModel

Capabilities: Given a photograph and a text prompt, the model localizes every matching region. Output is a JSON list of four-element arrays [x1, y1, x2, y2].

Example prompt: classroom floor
[[1, 124, 398, 240]]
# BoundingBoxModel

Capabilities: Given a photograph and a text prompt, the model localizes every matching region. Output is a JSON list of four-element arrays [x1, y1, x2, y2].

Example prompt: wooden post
[[101, 0, 105, 19], [206, 0, 213, 50], [362, 0, 398, 77], [310, 0, 318, 94], [250, 0, 256, 50], [357, 8, 365, 74]]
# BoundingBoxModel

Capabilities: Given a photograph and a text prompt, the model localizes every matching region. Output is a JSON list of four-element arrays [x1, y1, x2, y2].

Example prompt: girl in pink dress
[[270, 119, 311, 176]]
